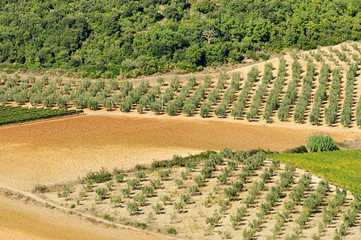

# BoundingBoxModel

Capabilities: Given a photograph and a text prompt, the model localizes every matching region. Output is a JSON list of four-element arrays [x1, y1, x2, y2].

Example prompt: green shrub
[[150, 179, 162, 189], [167, 227, 177, 234], [175, 179, 183, 188], [95, 187, 107, 200], [206, 211, 221, 227], [194, 175, 205, 186], [141, 185, 154, 197], [188, 185, 199, 195], [284, 145, 308, 154], [230, 206, 247, 228], [158, 169, 171, 180], [32, 184, 48, 193], [104, 214, 114, 222], [126, 201, 139, 215], [224, 187, 238, 200], [127, 178, 140, 190], [134, 193, 147, 206], [115, 172, 125, 183], [111, 195, 123, 205], [86, 167, 111, 183], [174, 201, 184, 212], [306, 135, 337, 152], [135, 222, 147, 230], [122, 187, 131, 198], [58, 184, 72, 199], [180, 193, 191, 204], [136, 170, 146, 180], [153, 202, 163, 214], [160, 195, 171, 205]]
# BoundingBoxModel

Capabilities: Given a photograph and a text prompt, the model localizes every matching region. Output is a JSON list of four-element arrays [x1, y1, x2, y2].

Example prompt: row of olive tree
[[166, 77, 196, 116], [150, 76, 180, 114], [340, 63, 358, 127], [316, 188, 347, 239], [214, 72, 240, 117], [246, 63, 273, 121], [309, 64, 330, 125], [120, 80, 149, 112], [243, 165, 295, 240], [200, 72, 227, 117], [293, 60, 316, 123], [278, 60, 302, 121], [231, 67, 259, 119], [263, 58, 287, 122], [270, 173, 311, 238], [334, 197, 361, 240], [325, 68, 341, 125], [182, 76, 212, 116]]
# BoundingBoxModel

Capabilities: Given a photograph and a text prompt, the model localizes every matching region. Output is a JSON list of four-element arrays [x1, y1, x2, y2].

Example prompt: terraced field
[[2, 42, 361, 129]]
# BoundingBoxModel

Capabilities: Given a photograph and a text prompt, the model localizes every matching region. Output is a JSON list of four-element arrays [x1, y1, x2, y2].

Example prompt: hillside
[[2, 42, 361, 129], [1, 0, 361, 78], [35, 150, 361, 240]]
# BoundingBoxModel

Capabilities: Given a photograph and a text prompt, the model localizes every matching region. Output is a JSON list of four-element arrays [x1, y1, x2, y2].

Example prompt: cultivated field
[[1, 41, 361, 240], [36, 150, 361, 240], [1, 115, 360, 240], [2, 42, 361, 129], [0, 105, 81, 125], [270, 150, 361, 195]]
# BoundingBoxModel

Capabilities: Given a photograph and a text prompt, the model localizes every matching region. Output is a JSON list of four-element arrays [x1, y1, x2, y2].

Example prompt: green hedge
[[306, 135, 337, 152]]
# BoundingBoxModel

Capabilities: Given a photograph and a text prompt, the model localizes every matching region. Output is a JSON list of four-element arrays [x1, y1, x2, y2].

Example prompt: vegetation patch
[[306, 135, 338, 152], [86, 168, 112, 183], [1, 0, 361, 77], [268, 150, 361, 194], [0, 105, 81, 125]]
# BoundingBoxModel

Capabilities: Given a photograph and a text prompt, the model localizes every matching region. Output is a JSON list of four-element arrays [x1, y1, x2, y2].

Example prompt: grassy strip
[[268, 150, 361, 194]]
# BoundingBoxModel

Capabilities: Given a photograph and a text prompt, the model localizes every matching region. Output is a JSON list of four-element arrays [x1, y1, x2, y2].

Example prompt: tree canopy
[[1, 0, 361, 78]]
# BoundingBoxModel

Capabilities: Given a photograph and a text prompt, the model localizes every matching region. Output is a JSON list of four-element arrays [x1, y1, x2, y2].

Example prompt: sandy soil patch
[[0, 195, 164, 240]]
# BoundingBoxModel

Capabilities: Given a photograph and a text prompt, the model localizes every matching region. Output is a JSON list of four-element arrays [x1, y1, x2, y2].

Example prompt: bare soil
[[0, 194, 164, 240], [1, 115, 358, 191]]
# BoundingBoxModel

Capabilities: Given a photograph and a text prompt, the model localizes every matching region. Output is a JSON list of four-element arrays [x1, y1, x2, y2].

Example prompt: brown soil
[[1, 115, 358, 191]]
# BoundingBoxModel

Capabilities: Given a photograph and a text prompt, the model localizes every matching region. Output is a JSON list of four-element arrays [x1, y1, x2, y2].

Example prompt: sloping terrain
[[1, 42, 361, 240], [2, 42, 361, 129], [37, 151, 361, 240]]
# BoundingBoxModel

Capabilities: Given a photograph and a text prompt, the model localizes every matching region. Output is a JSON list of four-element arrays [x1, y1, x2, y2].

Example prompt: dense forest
[[1, 0, 361, 78]]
